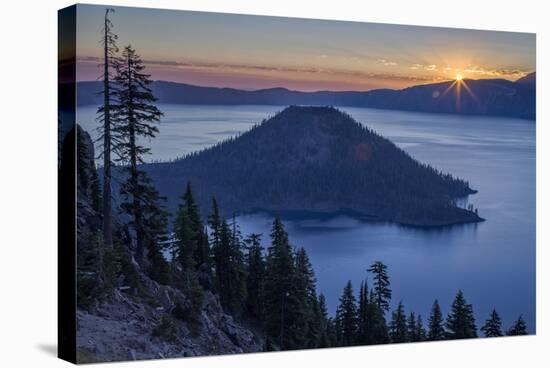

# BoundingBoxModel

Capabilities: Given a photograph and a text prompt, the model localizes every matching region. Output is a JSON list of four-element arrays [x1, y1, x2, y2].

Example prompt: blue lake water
[[78, 104, 536, 332]]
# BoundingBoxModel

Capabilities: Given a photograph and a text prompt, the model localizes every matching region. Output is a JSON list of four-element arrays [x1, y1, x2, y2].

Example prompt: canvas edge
[[58, 4, 77, 365]]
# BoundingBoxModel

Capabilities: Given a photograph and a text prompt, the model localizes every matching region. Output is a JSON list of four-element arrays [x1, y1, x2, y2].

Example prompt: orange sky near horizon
[[75, 5, 536, 92]]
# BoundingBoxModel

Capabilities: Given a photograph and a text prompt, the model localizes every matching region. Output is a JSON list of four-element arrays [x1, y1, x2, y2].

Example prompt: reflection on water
[[79, 104, 535, 332]]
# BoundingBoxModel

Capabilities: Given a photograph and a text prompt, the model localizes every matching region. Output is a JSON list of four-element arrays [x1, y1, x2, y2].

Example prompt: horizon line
[[74, 72, 535, 94]]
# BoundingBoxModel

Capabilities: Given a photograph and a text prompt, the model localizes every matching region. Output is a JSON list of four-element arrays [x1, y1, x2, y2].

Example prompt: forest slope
[[142, 106, 483, 227]]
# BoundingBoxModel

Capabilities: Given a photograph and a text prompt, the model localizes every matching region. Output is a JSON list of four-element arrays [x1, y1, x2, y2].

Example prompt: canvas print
[[58, 4, 536, 364]]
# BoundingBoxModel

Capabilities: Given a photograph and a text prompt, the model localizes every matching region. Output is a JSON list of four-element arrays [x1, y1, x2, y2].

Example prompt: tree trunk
[[126, 55, 144, 264], [102, 9, 113, 248], [130, 120, 144, 264]]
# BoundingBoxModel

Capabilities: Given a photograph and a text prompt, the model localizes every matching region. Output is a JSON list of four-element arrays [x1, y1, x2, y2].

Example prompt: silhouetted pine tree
[[446, 290, 477, 339], [335, 281, 358, 346], [506, 315, 528, 336], [407, 312, 417, 342], [326, 316, 338, 347], [175, 182, 208, 267], [264, 217, 300, 349], [230, 215, 248, 315], [199, 227, 210, 268], [174, 190, 196, 272], [316, 293, 331, 348], [481, 309, 503, 337], [356, 280, 369, 344], [212, 218, 247, 316], [96, 8, 118, 248], [364, 290, 390, 344], [112, 44, 163, 268], [428, 299, 446, 340], [208, 197, 222, 251], [295, 247, 321, 348], [368, 261, 392, 312], [173, 189, 203, 318], [415, 314, 427, 342], [186, 183, 209, 266], [245, 233, 265, 320], [142, 191, 171, 285], [389, 301, 408, 343], [208, 198, 225, 294]]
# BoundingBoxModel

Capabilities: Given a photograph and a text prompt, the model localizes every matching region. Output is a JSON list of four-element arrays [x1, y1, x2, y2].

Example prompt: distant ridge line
[[77, 72, 536, 120]]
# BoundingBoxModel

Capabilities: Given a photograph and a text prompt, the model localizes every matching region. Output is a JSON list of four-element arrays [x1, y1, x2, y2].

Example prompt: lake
[[78, 104, 536, 332]]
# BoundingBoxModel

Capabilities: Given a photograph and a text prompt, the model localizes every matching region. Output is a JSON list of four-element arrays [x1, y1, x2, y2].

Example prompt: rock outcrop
[[76, 273, 262, 362]]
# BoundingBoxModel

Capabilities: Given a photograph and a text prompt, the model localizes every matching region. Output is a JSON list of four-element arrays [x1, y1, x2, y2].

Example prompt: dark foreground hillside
[[69, 126, 262, 362], [142, 106, 483, 227]]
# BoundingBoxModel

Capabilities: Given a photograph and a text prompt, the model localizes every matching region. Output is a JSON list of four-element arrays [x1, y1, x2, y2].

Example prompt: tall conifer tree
[[335, 281, 358, 346], [97, 8, 118, 248], [415, 314, 426, 342], [245, 233, 265, 320], [295, 247, 318, 347], [407, 312, 418, 342], [263, 217, 300, 349], [481, 308, 503, 337], [389, 301, 408, 343], [112, 44, 164, 268], [428, 299, 446, 340], [208, 201, 246, 316], [506, 315, 528, 336], [367, 261, 392, 312], [360, 289, 390, 344], [316, 293, 331, 348], [208, 197, 222, 250], [357, 280, 369, 344], [174, 182, 208, 268], [446, 290, 477, 339]]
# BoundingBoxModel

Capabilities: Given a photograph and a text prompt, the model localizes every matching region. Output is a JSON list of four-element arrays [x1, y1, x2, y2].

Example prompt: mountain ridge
[[77, 72, 535, 119]]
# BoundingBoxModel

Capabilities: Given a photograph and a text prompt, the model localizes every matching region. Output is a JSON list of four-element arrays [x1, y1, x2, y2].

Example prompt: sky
[[75, 4, 536, 92]]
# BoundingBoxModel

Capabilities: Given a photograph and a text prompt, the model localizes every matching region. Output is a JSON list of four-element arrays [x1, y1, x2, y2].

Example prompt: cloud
[[379, 58, 398, 66], [77, 56, 435, 84], [462, 65, 528, 78], [408, 63, 438, 72]]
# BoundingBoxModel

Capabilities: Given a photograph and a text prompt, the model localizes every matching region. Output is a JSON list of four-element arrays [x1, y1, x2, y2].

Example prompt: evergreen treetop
[[506, 315, 528, 336], [428, 299, 446, 341], [367, 261, 392, 312], [481, 308, 503, 337], [446, 290, 477, 339]]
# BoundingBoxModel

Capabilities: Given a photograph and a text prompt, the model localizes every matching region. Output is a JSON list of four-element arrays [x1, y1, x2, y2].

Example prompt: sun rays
[[438, 76, 478, 111]]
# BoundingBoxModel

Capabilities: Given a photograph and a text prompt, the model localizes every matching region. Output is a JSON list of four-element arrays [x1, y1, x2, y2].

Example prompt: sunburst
[[438, 74, 478, 112]]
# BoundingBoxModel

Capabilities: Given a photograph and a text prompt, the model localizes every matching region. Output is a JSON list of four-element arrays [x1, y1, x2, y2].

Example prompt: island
[[141, 106, 484, 227]]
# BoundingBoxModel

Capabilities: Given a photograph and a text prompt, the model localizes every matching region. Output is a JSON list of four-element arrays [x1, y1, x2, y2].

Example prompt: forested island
[[142, 105, 483, 227], [65, 9, 525, 363]]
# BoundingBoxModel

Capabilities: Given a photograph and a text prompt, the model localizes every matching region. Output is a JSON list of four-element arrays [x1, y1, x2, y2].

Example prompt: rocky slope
[[71, 125, 263, 363], [76, 273, 262, 363]]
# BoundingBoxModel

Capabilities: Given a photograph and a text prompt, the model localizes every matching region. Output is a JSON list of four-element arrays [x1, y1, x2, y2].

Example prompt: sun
[[455, 73, 463, 81]]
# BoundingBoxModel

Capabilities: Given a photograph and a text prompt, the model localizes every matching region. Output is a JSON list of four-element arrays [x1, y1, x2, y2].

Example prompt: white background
[[0, 0, 547, 366]]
